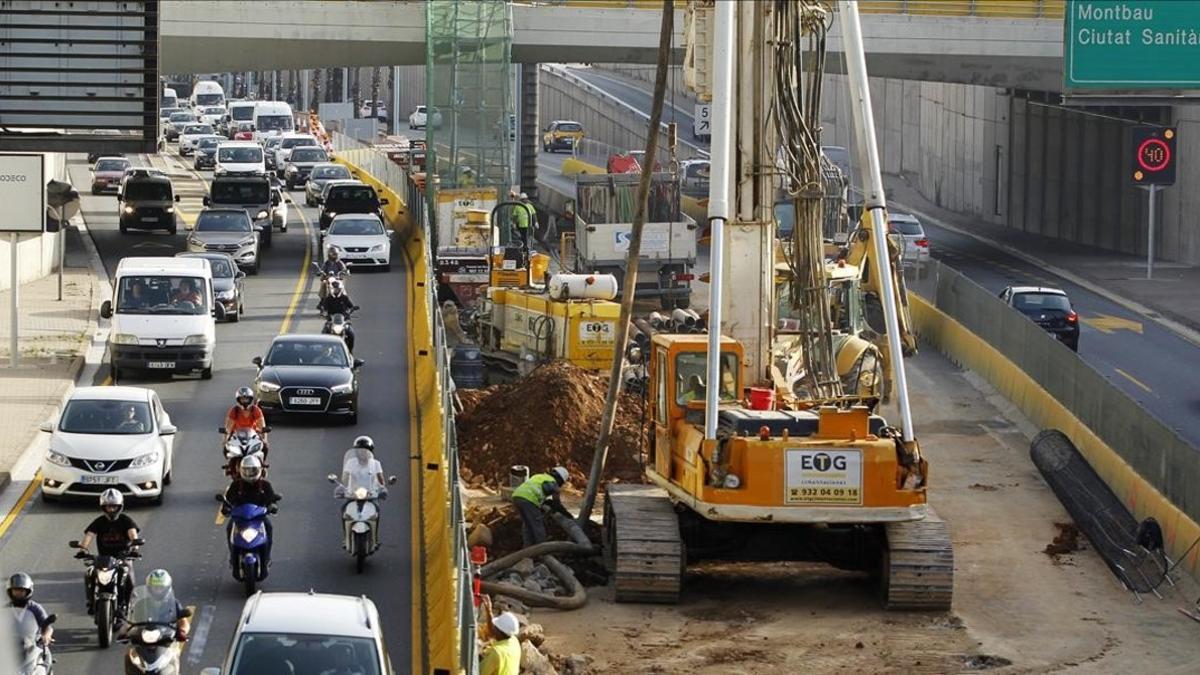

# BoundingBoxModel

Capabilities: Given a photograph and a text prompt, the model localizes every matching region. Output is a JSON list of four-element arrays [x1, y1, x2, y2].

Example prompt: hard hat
[[519, 192, 529, 200], [551, 466, 569, 485], [491, 611, 519, 638]]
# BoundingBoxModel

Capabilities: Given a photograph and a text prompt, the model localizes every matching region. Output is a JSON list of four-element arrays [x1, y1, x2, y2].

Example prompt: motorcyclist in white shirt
[[339, 436, 387, 498]]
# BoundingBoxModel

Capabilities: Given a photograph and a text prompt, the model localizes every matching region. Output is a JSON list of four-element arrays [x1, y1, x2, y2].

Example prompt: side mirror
[[202, 195, 211, 206], [39, 420, 54, 433], [174, 194, 181, 202], [67, 540, 80, 549], [350, 172, 359, 178], [213, 493, 225, 503], [326, 473, 338, 483], [251, 356, 263, 368], [100, 300, 112, 320], [387, 475, 398, 485], [236, 270, 246, 279], [271, 195, 281, 206], [379, 198, 389, 206], [160, 424, 178, 436], [116, 194, 124, 202], [353, 358, 365, 369], [130, 538, 146, 547], [262, 426, 272, 433], [217, 427, 227, 434], [315, 197, 324, 205]]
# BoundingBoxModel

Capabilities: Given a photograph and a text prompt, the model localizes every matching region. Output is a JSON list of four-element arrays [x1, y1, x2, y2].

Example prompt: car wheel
[[119, 222, 128, 234], [109, 363, 120, 383], [347, 410, 358, 425], [91, 187, 100, 196], [163, 466, 173, 486], [280, 224, 287, 233], [168, 224, 177, 236], [200, 366, 213, 380], [229, 308, 241, 323]]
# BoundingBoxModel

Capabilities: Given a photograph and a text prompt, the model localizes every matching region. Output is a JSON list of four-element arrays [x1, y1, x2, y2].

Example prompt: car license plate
[[142, 216, 158, 222], [289, 396, 321, 406], [81, 475, 119, 484], [147, 361, 175, 369]]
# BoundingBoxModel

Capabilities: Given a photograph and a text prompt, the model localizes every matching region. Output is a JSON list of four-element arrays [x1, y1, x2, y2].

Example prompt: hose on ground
[[479, 541, 596, 579], [480, 554, 588, 610]]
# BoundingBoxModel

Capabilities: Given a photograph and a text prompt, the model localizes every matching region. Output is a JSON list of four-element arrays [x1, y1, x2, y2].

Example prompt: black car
[[117, 171, 180, 235], [193, 136, 221, 170], [176, 251, 245, 322], [252, 335, 363, 423], [317, 182, 388, 231], [999, 286, 1080, 351]]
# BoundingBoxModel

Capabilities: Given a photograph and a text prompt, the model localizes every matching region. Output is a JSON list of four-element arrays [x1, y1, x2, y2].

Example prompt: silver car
[[186, 209, 260, 275], [304, 163, 354, 206], [283, 146, 331, 190], [888, 213, 930, 270]]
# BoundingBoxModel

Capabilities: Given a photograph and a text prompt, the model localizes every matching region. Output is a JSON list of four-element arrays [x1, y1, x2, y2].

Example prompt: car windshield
[[59, 398, 152, 435], [889, 219, 923, 236], [169, 113, 195, 123], [258, 115, 292, 132], [95, 159, 129, 172], [183, 125, 213, 135], [280, 136, 316, 149], [231, 106, 254, 121], [116, 275, 208, 315], [212, 181, 269, 203], [192, 256, 233, 277], [674, 352, 740, 405], [330, 218, 385, 235], [414, 106, 426, 113], [159, 107, 181, 118], [195, 93, 222, 106], [265, 138, 282, 150], [312, 165, 351, 180], [265, 341, 348, 367], [196, 212, 252, 232], [328, 186, 376, 203], [218, 147, 263, 163], [201, 107, 224, 115], [290, 148, 327, 162], [557, 122, 583, 132], [198, 137, 221, 149], [124, 182, 172, 201], [1012, 292, 1071, 313], [229, 633, 380, 675]]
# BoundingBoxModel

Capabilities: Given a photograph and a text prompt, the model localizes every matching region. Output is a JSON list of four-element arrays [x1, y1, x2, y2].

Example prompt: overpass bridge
[[161, 0, 1066, 90]]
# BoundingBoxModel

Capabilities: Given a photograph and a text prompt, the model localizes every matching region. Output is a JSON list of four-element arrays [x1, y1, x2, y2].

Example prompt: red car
[[91, 157, 131, 194], [234, 122, 255, 141]]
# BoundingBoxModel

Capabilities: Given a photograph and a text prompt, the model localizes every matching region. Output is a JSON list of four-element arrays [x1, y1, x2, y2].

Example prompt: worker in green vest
[[478, 596, 521, 675], [511, 467, 570, 547], [510, 192, 537, 252]]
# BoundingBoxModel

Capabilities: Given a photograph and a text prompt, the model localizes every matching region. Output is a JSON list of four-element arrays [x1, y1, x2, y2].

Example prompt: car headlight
[[183, 334, 208, 346], [216, 289, 235, 300], [240, 528, 258, 543], [258, 381, 281, 392], [165, 207, 175, 214], [187, 235, 201, 247], [112, 333, 140, 345], [123, 206, 134, 214], [326, 211, 337, 218], [129, 450, 161, 468], [369, 244, 384, 252], [47, 450, 71, 467], [255, 210, 268, 220], [239, 236, 256, 247], [331, 382, 354, 394]]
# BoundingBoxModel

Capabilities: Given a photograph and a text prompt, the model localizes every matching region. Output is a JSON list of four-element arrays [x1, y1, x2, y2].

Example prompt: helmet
[[239, 455, 264, 482], [491, 611, 519, 638], [7, 573, 33, 607], [146, 569, 172, 601], [100, 488, 125, 520], [353, 435, 374, 451], [519, 192, 529, 200], [330, 279, 344, 295], [235, 386, 255, 408], [551, 466, 569, 485]]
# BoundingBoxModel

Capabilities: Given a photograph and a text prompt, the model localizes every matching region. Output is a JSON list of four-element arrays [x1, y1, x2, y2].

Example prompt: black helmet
[[330, 279, 344, 295], [353, 435, 374, 451], [7, 573, 32, 606], [235, 386, 254, 408]]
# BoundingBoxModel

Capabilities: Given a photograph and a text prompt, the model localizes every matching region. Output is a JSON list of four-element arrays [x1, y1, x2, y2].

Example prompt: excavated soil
[[1044, 521, 1084, 558], [455, 360, 649, 489]]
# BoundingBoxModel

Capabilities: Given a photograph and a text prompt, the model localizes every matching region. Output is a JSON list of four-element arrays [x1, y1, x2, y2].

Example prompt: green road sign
[[1065, 1, 1200, 90]]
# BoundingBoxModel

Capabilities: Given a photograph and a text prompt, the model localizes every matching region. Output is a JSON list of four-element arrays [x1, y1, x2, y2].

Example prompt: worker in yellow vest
[[511, 467, 571, 547], [510, 192, 537, 252], [478, 596, 521, 675]]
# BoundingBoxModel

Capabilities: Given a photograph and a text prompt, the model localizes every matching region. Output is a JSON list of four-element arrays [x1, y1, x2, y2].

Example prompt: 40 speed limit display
[[784, 449, 863, 505]]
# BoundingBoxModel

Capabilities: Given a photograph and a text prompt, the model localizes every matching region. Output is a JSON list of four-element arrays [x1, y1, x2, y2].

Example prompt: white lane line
[[185, 603, 216, 665]]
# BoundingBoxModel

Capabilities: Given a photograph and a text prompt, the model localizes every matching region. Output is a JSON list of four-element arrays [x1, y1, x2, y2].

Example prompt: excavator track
[[881, 508, 954, 610], [604, 485, 683, 604]]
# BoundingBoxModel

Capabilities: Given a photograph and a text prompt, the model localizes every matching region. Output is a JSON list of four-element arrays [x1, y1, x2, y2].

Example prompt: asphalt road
[[565, 67, 707, 147], [0, 146, 412, 673]]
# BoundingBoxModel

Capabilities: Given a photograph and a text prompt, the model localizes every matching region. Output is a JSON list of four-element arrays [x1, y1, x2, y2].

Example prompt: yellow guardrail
[[859, 0, 1064, 18]]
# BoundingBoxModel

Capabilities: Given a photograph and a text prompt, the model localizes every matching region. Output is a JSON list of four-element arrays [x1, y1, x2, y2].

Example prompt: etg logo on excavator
[[802, 452, 847, 472]]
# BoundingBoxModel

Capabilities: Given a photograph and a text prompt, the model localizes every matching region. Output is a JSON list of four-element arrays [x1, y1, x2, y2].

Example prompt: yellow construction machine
[[603, 0, 952, 610]]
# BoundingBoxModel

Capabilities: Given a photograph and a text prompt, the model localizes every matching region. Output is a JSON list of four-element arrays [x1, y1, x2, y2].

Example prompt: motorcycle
[[214, 494, 279, 596], [327, 471, 397, 573], [321, 307, 359, 352], [312, 261, 349, 300], [69, 539, 143, 648], [218, 426, 270, 478], [13, 609, 55, 675], [119, 585, 192, 675]]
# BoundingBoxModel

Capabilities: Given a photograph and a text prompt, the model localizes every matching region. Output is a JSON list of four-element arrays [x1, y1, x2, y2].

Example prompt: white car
[[216, 142, 266, 176], [199, 592, 393, 675], [407, 105, 442, 130], [197, 105, 227, 127], [888, 213, 930, 268], [359, 100, 388, 121], [39, 386, 176, 503], [179, 124, 216, 156], [270, 184, 288, 232], [323, 214, 391, 270]]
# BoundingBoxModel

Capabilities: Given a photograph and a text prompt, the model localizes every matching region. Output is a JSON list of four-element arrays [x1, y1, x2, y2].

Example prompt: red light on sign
[[1137, 138, 1171, 172]]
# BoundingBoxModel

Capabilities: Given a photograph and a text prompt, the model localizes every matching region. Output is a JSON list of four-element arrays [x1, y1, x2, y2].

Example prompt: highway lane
[[0, 148, 412, 672], [564, 66, 707, 145]]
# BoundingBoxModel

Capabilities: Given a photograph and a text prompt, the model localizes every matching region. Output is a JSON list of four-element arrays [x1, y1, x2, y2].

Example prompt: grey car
[[263, 136, 283, 172], [165, 111, 198, 142], [177, 251, 245, 322], [186, 209, 260, 274], [304, 163, 354, 206], [283, 146, 331, 190]]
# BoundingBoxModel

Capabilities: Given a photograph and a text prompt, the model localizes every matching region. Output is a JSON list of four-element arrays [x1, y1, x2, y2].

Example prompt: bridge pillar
[[520, 63, 540, 200]]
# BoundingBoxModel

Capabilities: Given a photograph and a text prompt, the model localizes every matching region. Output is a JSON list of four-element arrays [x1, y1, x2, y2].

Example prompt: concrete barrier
[[908, 260, 1200, 577]]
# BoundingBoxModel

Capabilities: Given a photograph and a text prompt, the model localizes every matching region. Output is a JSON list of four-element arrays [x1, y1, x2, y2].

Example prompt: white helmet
[[100, 488, 125, 519], [491, 611, 519, 638], [551, 466, 569, 485], [239, 455, 264, 482]]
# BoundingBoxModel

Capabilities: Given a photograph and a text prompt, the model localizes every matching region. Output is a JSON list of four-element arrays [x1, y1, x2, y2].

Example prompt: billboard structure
[[0, 0, 160, 154]]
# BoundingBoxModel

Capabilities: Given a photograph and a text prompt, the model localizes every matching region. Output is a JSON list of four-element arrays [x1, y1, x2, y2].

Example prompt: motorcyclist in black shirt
[[222, 456, 281, 573], [75, 489, 140, 613], [317, 279, 358, 351]]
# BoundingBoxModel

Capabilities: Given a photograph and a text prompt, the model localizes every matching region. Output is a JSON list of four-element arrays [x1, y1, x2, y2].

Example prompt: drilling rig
[[603, 0, 953, 610]]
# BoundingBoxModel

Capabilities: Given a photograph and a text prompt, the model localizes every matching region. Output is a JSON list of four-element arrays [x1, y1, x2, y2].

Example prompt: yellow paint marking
[[1115, 368, 1153, 394], [215, 507, 225, 526], [278, 206, 314, 335], [0, 473, 42, 539], [1082, 313, 1144, 335]]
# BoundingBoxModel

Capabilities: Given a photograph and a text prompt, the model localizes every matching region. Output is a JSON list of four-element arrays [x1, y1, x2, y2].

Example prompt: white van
[[190, 81, 225, 108], [226, 100, 258, 138], [100, 257, 223, 381], [215, 141, 266, 176], [253, 101, 295, 141], [162, 87, 178, 109]]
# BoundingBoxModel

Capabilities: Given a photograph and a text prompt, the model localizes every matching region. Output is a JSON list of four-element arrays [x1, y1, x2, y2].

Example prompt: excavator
[[603, 0, 953, 610]]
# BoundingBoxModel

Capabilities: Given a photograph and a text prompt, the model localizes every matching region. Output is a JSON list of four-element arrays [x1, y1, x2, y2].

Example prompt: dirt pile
[[455, 361, 648, 488], [1043, 522, 1083, 558]]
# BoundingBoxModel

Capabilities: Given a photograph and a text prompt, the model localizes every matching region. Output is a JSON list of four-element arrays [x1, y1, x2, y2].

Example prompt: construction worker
[[477, 596, 520, 675], [680, 373, 706, 403], [511, 467, 571, 548], [460, 166, 476, 188], [510, 192, 535, 251]]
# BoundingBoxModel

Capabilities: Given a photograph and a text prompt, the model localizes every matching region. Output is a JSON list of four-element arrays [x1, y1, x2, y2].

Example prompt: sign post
[[0, 154, 47, 368], [1129, 126, 1177, 280]]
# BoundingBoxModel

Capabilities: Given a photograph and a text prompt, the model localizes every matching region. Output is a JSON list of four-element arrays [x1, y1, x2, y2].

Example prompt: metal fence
[[858, 0, 1065, 18], [907, 260, 1200, 528]]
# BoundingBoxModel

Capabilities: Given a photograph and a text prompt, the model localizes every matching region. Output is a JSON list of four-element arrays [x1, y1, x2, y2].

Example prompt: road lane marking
[[1115, 368, 1153, 393], [278, 204, 314, 335], [185, 604, 216, 665], [0, 473, 42, 540], [215, 508, 225, 526], [1083, 314, 1144, 335]]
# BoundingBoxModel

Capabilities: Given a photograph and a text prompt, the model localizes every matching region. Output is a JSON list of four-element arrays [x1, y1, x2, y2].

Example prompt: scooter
[[327, 473, 397, 573], [69, 539, 143, 649], [119, 588, 192, 675], [218, 426, 270, 478], [321, 307, 359, 352], [14, 610, 55, 675], [215, 494, 278, 596]]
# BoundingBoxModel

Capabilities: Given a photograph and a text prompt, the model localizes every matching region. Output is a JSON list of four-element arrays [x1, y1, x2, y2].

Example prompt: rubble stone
[[521, 640, 559, 675]]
